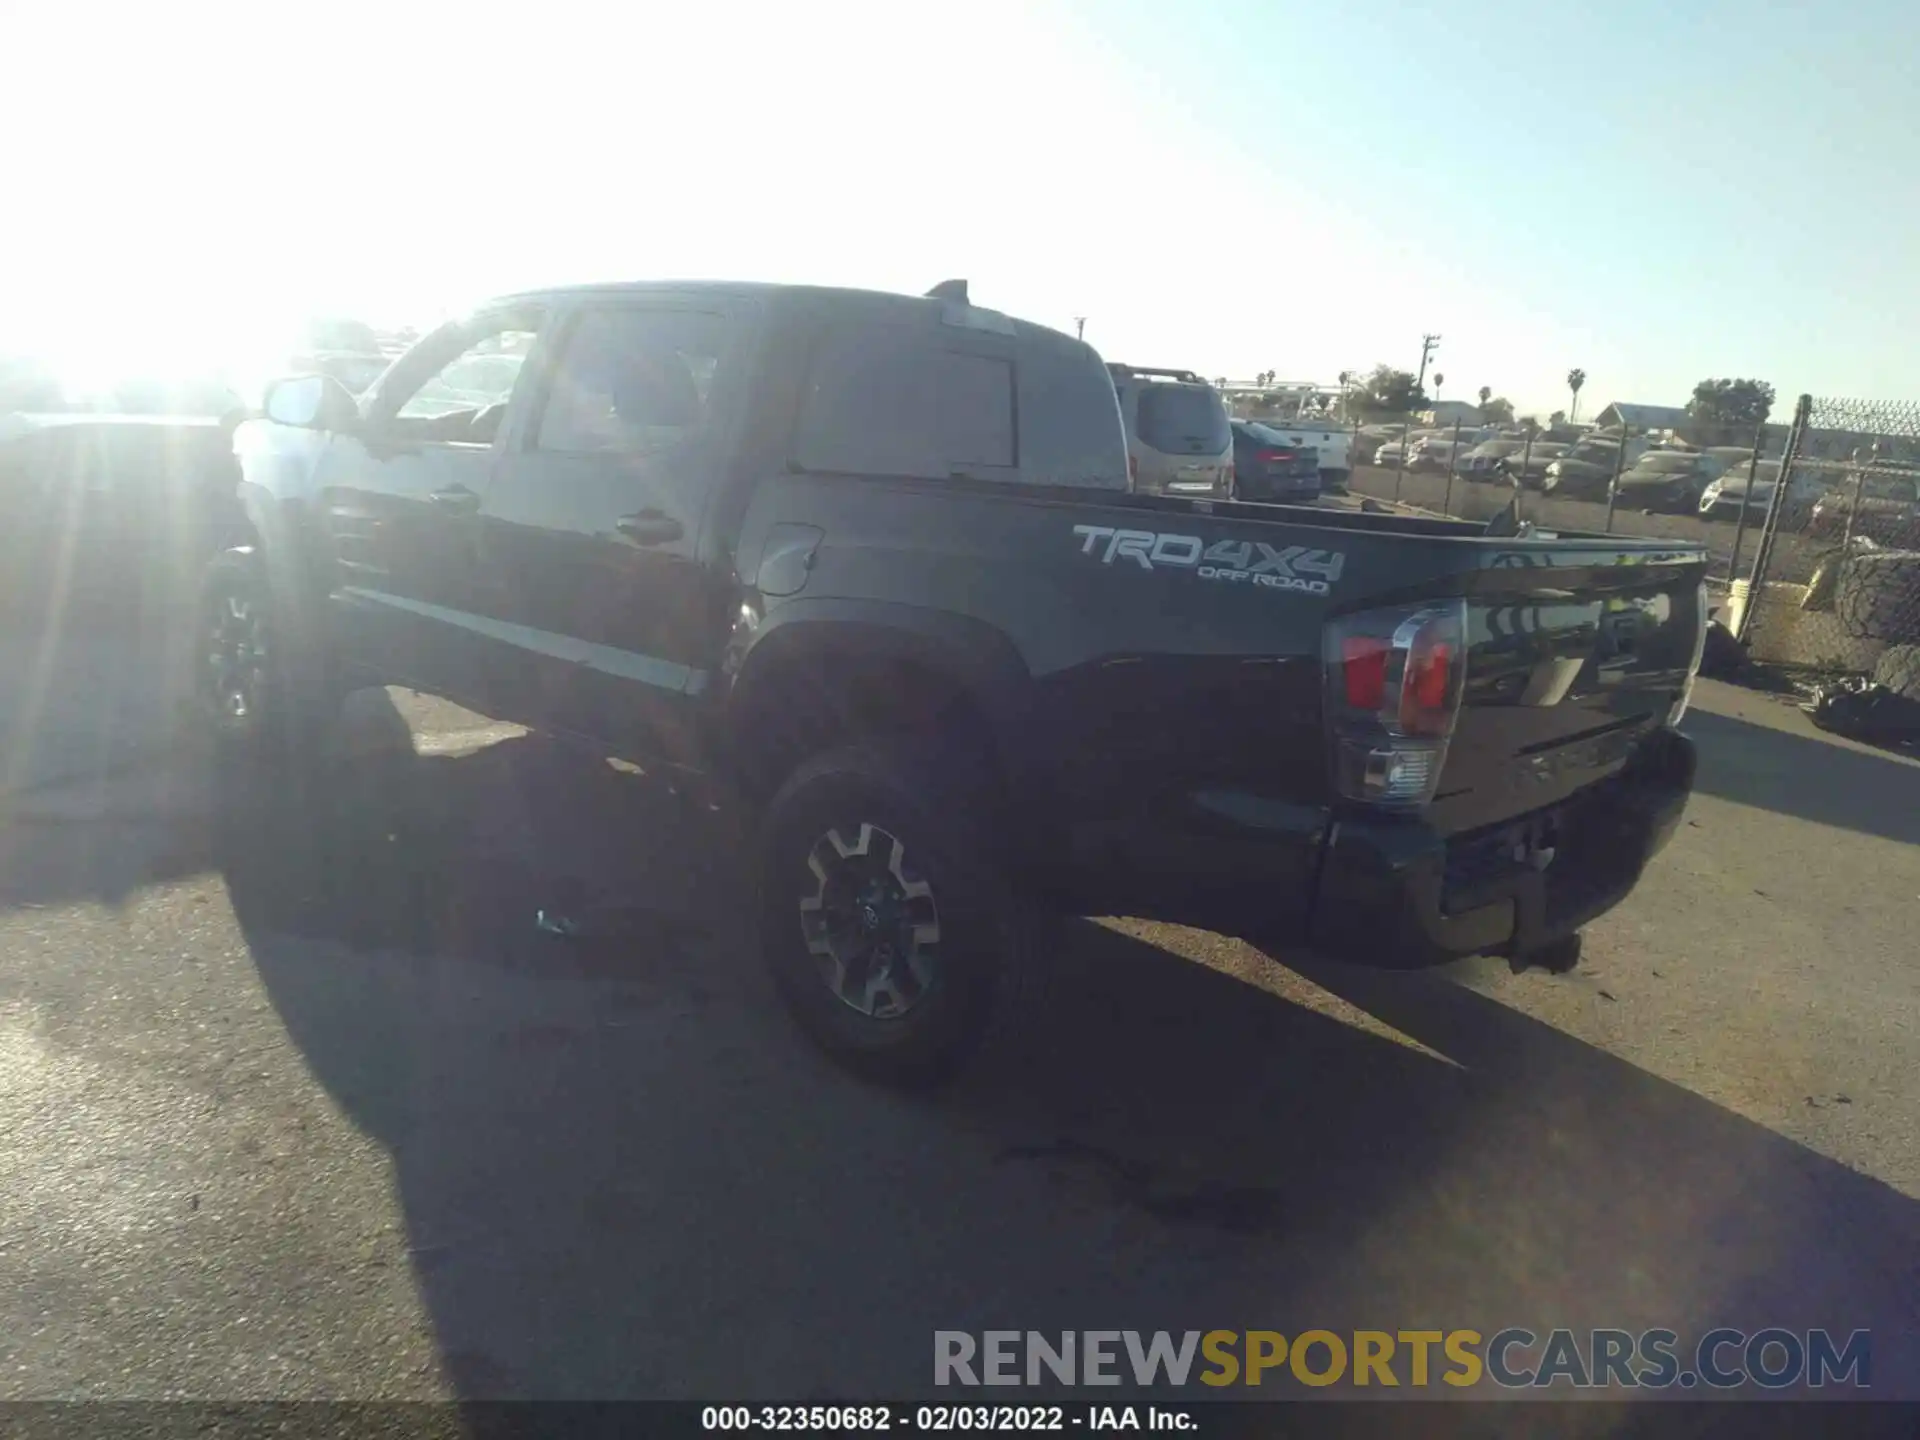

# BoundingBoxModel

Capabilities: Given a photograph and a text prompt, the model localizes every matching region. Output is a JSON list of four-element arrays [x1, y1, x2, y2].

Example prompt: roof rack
[[1107, 364, 1205, 384]]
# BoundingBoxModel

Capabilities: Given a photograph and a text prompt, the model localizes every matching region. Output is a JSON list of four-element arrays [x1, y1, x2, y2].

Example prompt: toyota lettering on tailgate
[[1071, 525, 1344, 596]]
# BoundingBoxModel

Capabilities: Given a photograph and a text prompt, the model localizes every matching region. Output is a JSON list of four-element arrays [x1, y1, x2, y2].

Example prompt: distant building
[[1418, 401, 1484, 426], [1592, 402, 1691, 432], [1594, 401, 1786, 450]]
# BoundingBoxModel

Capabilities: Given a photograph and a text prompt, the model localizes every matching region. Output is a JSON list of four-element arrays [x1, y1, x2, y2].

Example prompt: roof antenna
[[925, 279, 969, 303]]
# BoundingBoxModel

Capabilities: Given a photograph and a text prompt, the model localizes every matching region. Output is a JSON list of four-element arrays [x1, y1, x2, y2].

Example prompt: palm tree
[[1567, 368, 1587, 423]]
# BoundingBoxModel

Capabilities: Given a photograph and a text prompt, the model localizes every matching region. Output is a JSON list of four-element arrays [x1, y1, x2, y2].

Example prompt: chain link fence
[[1226, 390, 1920, 695], [1319, 413, 1811, 584], [1734, 395, 1920, 690]]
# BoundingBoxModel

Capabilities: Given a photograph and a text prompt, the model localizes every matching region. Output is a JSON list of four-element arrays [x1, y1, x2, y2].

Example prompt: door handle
[[428, 485, 482, 514], [616, 509, 684, 545]]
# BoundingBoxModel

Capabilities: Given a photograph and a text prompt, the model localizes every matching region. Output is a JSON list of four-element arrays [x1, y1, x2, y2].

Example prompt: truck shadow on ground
[[1682, 705, 1920, 846], [210, 724, 1920, 1403]]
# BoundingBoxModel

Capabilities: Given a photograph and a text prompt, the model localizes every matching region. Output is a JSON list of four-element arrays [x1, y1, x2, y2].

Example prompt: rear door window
[[1135, 383, 1230, 455]]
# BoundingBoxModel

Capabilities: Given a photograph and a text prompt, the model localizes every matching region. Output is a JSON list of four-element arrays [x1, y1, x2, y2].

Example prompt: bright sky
[[4, 0, 1915, 416]]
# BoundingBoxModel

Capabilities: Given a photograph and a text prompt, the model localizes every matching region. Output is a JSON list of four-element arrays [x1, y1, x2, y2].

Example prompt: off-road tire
[[756, 739, 1036, 1087], [1873, 643, 1920, 701], [197, 547, 342, 770], [1834, 549, 1920, 643]]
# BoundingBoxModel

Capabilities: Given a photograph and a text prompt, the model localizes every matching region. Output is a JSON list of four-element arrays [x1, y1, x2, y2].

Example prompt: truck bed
[[736, 470, 1708, 958]]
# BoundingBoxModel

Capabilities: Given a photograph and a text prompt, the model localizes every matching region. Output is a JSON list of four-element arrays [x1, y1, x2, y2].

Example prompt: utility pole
[[1415, 333, 1441, 396], [1396, 335, 1439, 505], [1074, 316, 1086, 341]]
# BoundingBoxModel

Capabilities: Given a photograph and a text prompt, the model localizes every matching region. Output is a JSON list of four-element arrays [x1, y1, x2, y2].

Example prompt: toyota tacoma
[[206, 279, 1709, 1082]]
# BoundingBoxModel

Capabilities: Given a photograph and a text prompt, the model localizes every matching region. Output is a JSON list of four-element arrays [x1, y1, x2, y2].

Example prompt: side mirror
[[263, 372, 357, 431]]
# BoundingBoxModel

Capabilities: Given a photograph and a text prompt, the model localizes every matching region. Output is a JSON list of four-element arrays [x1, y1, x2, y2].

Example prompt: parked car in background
[[1494, 441, 1571, 486], [1612, 451, 1725, 513], [1695, 459, 1820, 525], [1539, 436, 1652, 498], [1407, 436, 1475, 473], [299, 317, 383, 356], [1702, 446, 1765, 474], [0, 408, 247, 620], [1808, 467, 1920, 543], [1458, 438, 1525, 480], [1697, 461, 1777, 522], [1352, 424, 1407, 466], [291, 350, 391, 398], [1110, 365, 1233, 497], [1373, 438, 1409, 468], [1228, 420, 1319, 503]]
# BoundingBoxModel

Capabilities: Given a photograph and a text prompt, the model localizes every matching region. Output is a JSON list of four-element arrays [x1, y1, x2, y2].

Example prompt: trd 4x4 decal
[[1071, 525, 1344, 596]]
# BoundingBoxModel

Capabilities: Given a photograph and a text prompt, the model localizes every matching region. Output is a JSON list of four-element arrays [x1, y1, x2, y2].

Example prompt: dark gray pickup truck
[[208, 279, 1708, 1082]]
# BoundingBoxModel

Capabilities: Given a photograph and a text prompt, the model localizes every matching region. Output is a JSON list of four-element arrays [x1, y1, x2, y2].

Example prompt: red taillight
[[1257, 448, 1296, 463], [1340, 636, 1389, 709], [1401, 637, 1454, 732], [1323, 601, 1468, 808]]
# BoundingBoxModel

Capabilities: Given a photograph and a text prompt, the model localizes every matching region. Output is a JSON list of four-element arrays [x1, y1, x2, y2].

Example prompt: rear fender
[[231, 425, 335, 658], [721, 597, 1040, 792]]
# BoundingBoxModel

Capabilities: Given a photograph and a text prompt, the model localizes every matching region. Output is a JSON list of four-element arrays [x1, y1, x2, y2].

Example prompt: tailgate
[[1425, 546, 1707, 836]]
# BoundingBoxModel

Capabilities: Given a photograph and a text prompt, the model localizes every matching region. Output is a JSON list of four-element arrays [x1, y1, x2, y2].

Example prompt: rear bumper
[[1055, 729, 1695, 967], [1304, 727, 1696, 966]]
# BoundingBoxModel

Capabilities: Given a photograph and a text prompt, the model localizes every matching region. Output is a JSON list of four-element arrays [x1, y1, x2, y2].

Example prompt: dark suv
[[1229, 419, 1320, 503]]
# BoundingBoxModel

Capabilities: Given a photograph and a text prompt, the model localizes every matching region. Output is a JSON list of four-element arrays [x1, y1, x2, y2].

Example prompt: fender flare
[[722, 597, 1041, 788], [231, 480, 332, 660]]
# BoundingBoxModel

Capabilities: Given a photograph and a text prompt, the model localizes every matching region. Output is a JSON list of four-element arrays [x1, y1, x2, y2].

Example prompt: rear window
[[1242, 422, 1300, 448], [1135, 383, 1229, 454], [792, 318, 1125, 488], [793, 324, 1014, 479]]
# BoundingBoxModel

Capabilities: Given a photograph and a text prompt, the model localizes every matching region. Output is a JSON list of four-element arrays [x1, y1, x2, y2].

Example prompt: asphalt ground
[[1, 620, 1917, 1407], [1342, 464, 1827, 584]]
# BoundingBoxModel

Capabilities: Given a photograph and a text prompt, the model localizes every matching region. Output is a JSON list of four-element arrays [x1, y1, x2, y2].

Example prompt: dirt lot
[[1, 626, 1917, 1404], [1344, 464, 1828, 584]]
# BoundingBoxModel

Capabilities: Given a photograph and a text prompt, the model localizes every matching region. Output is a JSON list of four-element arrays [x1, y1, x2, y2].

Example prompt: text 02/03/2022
[[700, 1405, 1193, 1431]]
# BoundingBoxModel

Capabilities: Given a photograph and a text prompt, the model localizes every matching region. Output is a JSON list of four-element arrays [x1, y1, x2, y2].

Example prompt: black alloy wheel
[[757, 741, 1034, 1085], [798, 821, 942, 1021], [200, 555, 277, 744]]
